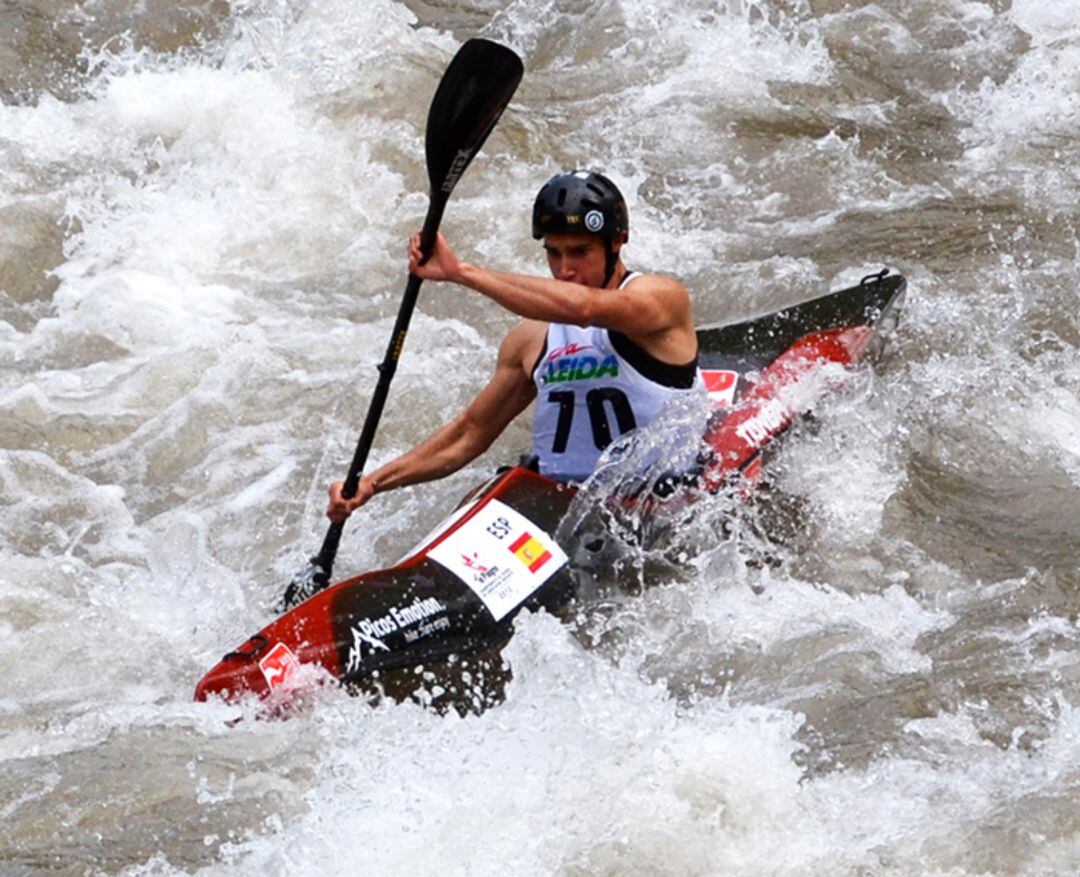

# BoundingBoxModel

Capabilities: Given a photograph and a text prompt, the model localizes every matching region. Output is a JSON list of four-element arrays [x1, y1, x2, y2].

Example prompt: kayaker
[[327, 169, 701, 522]]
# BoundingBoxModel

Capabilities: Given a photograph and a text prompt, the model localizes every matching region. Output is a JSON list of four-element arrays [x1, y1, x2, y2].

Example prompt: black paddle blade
[[281, 558, 330, 611], [425, 39, 523, 201]]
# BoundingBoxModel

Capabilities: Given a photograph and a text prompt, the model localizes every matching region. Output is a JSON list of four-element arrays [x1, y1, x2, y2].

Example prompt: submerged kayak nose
[[194, 469, 578, 709], [194, 593, 345, 704]]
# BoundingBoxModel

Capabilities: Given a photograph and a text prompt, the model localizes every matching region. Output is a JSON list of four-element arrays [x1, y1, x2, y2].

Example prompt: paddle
[[281, 39, 524, 610]]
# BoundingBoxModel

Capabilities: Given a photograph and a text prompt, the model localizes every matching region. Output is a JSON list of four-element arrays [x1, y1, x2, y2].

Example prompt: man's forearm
[[456, 263, 593, 325], [367, 419, 483, 495]]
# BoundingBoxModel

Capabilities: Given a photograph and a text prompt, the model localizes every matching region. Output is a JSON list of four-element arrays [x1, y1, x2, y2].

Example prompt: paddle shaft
[[310, 203, 445, 578], [282, 38, 523, 602]]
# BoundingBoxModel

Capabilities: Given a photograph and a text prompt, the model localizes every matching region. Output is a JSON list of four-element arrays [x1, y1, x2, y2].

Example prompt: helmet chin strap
[[602, 239, 622, 288]]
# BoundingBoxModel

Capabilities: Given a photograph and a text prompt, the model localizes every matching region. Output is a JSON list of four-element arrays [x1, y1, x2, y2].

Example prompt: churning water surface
[[1, 0, 1078, 874]]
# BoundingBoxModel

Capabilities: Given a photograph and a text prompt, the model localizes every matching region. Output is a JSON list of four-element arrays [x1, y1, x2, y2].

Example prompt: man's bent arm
[[456, 263, 688, 338], [407, 230, 692, 341]]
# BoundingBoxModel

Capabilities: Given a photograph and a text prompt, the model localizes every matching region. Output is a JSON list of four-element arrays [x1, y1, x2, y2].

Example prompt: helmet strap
[[602, 240, 618, 288]]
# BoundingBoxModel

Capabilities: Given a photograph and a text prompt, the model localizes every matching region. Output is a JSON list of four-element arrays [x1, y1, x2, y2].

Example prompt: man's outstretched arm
[[327, 322, 539, 522]]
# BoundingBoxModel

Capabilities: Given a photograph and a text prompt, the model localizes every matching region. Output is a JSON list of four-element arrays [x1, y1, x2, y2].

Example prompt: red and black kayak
[[194, 270, 906, 708]]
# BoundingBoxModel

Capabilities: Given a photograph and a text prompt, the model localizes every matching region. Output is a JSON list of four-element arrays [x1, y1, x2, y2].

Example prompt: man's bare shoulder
[[621, 272, 694, 331], [497, 319, 548, 371], [623, 272, 689, 301]]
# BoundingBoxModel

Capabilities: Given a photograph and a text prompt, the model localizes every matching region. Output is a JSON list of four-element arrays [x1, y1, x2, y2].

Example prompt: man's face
[[543, 232, 612, 288]]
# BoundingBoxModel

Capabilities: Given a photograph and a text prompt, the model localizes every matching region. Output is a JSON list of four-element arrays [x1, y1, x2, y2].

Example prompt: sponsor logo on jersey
[[508, 532, 551, 573], [547, 341, 594, 362], [258, 642, 300, 691], [343, 596, 447, 675], [539, 353, 619, 385]]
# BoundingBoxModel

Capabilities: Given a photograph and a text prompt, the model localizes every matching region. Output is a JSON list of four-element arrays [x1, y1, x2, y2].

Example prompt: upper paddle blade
[[425, 39, 524, 199]]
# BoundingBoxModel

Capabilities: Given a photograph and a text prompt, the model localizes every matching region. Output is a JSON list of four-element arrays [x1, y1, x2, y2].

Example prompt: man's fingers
[[326, 481, 354, 522]]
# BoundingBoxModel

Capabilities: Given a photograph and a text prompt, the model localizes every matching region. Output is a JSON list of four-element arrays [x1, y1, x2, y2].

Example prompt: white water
[[2, 1, 1079, 874]]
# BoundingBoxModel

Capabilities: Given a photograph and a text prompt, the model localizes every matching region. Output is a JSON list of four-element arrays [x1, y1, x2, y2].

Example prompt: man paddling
[[327, 170, 701, 522]]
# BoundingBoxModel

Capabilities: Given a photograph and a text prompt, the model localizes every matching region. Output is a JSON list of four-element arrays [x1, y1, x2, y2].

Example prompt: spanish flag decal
[[508, 531, 551, 573]]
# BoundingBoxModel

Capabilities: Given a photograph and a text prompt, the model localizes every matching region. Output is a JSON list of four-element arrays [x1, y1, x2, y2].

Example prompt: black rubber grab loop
[[861, 268, 890, 285], [224, 634, 269, 662]]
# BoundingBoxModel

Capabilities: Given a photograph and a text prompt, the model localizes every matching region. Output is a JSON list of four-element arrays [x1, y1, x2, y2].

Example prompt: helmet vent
[[531, 170, 628, 242]]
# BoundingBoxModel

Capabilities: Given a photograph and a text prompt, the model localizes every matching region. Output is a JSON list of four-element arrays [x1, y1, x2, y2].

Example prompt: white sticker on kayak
[[428, 499, 568, 621], [399, 498, 479, 562]]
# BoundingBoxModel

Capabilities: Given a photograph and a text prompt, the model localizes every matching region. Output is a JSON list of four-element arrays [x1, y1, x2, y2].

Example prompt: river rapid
[[1, 0, 1078, 874]]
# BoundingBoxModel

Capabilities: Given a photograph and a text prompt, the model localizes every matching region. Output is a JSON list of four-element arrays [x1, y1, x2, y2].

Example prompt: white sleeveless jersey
[[530, 273, 702, 482]]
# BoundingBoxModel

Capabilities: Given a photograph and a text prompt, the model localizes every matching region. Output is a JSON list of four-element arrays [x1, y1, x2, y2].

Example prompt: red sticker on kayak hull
[[258, 642, 300, 691], [702, 370, 738, 407]]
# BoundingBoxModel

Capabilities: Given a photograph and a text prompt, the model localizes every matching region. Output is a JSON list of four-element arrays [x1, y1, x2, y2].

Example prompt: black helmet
[[531, 170, 629, 242]]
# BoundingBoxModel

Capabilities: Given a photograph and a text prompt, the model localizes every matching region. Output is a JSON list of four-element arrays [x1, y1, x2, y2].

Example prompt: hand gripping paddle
[[282, 39, 524, 610]]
